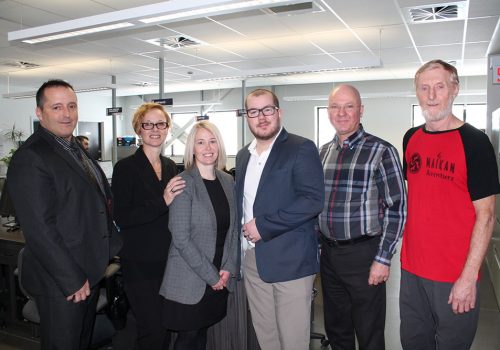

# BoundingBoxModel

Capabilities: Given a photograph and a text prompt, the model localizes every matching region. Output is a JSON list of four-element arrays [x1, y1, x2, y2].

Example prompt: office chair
[[16, 248, 120, 346], [311, 287, 330, 349]]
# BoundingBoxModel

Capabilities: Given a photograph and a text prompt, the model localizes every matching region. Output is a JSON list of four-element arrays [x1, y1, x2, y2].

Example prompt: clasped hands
[[212, 270, 230, 291], [242, 219, 261, 244]]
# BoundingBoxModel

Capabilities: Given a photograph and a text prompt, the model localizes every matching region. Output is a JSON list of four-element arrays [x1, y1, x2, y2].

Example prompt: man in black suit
[[7, 79, 120, 349]]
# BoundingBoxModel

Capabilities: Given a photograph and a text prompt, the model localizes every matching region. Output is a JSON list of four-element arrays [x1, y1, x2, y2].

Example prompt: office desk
[[0, 226, 25, 325]]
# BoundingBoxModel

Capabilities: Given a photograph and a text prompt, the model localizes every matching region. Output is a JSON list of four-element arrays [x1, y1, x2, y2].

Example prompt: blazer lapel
[[134, 147, 166, 196], [189, 166, 217, 230], [236, 146, 251, 203], [255, 128, 288, 199], [217, 169, 235, 267], [38, 129, 92, 186]]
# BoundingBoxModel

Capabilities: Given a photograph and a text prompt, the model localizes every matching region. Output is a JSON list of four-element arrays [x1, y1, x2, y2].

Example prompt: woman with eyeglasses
[[159, 121, 238, 350], [112, 102, 185, 350]]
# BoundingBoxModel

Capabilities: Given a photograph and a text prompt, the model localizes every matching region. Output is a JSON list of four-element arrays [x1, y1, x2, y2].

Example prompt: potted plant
[[1, 124, 24, 167]]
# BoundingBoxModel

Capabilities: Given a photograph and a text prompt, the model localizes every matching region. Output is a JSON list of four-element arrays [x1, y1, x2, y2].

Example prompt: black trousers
[[174, 328, 208, 350], [122, 258, 171, 350], [35, 286, 99, 350], [320, 237, 386, 350]]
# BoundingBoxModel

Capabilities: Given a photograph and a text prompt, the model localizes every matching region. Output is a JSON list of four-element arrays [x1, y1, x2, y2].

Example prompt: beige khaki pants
[[244, 248, 315, 350]]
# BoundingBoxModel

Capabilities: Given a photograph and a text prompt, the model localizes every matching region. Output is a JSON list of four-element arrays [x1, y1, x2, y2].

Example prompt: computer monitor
[[0, 179, 20, 231]]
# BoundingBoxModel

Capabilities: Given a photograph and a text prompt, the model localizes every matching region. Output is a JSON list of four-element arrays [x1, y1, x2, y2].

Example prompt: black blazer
[[112, 146, 178, 261], [7, 128, 121, 297]]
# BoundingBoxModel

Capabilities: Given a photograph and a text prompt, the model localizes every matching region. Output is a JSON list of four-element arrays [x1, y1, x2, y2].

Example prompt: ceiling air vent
[[145, 35, 204, 50], [261, 1, 323, 16], [2, 60, 41, 69], [405, 2, 466, 23]]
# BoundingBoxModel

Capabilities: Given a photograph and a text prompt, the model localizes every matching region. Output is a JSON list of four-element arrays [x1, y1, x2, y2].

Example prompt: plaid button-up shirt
[[318, 125, 407, 266]]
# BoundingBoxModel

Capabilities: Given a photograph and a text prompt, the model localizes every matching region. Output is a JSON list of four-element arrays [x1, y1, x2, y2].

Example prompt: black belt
[[321, 234, 378, 247]]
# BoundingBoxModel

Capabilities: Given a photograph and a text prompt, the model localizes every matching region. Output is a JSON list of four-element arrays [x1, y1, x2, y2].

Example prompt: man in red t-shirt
[[401, 59, 500, 350]]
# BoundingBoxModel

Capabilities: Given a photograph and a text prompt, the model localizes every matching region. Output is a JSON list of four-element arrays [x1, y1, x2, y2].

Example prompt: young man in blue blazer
[[235, 88, 324, 350]]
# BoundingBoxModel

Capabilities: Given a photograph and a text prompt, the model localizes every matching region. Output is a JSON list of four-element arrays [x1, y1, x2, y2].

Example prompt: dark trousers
[[174, 328, 208, 350], [122, 259, 171, 350], [320, 237, 386, 350], [400, 269, 480, 350], [35, 286, 99, 350]]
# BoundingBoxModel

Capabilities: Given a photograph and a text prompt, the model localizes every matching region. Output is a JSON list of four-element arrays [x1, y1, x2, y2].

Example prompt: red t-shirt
[[402, 123, 500, 283]]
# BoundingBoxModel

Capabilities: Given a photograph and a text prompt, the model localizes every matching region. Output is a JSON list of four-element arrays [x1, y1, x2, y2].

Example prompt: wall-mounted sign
[[152, 98, 173, 106], [494, 65, 500, 85], [196, 115, 209, 121], [106, 107, 122, 115]]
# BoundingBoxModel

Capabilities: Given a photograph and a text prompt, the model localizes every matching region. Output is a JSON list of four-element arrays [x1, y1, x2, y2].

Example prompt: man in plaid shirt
[[318, 84, 407, 350]]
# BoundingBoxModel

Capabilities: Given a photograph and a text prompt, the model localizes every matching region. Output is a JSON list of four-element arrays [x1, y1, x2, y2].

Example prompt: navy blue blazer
[[235, 128, 324, 283]]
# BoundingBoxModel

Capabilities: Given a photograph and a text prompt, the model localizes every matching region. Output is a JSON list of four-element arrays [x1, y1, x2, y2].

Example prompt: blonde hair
[[132, 103, 171, 134], [184, 121, 227, 171]]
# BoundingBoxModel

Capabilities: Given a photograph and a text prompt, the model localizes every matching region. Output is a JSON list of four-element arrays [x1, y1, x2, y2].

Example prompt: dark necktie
[[69, 144, 103, 194]]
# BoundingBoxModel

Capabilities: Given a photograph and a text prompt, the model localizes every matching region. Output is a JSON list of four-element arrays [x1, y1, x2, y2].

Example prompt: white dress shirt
[[242, 128, 282, 251]]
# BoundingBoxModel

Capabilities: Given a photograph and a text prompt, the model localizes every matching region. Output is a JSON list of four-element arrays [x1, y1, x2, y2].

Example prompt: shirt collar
[[248, 126, 283, 155], [40, 126, 79, 153], [333, 124, 365, 149]]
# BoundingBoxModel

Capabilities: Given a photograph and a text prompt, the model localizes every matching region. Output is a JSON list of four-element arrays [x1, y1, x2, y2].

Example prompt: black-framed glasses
[[141, 122, 169, 130], [245, 105, 279, 118]]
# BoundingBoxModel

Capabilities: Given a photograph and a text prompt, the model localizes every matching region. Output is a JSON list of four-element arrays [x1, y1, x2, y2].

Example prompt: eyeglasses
[[245, 105, 279, 118], [328, 104, 359, 113], [141, 122, 168, 130]]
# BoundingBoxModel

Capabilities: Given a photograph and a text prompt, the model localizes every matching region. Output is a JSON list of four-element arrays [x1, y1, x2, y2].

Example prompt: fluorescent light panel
[[139, 0, 297, 24], [23, 23, 134, 44], [9, 0, 299, 44], [2, 85, 116, 99]]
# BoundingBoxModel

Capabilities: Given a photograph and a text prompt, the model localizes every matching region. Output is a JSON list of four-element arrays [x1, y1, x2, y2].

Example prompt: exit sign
[[494, 65, 500, 85]]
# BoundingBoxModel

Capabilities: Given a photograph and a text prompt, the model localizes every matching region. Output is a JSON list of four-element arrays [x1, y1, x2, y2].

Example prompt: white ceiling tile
[[0, 0, 496, 94], [468, 0, 500, 17], [419, 44, 463, 62], [305, 30, 371, 52], [380, 47, 421, 65], [411, 21, 465, 46], [356, 25, 414, 50], [464, 42, 490, 59], [467, 17, 499, 42], [328, 0, 403, 27]]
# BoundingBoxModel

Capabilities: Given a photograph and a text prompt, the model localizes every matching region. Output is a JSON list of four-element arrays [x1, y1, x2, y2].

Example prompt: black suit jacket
[[7, 128, 121, 297], [112, 146, 178, 261]]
